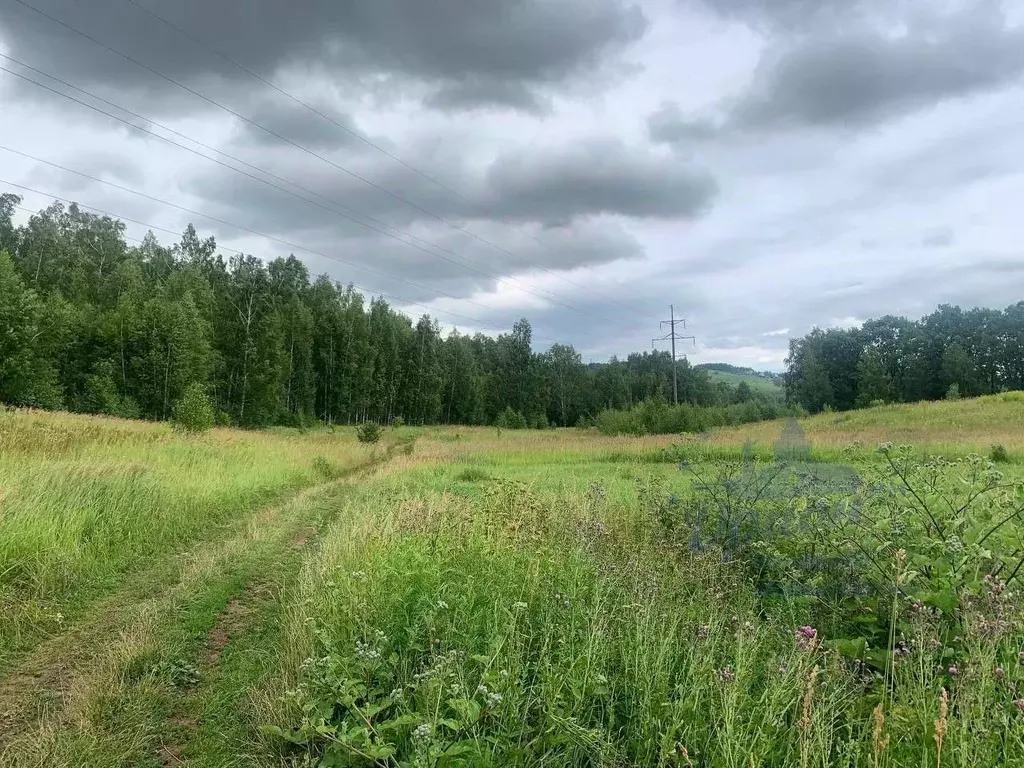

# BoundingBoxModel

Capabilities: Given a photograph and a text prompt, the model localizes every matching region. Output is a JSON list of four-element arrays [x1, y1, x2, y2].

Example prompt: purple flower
[[994, 667, 1005, 680], [794, 625, 818, 652], [716, 666, 736, 683], [948, 665, 959, 676], [696, 625, 711, 640], [1015, 699, 1024, 714]]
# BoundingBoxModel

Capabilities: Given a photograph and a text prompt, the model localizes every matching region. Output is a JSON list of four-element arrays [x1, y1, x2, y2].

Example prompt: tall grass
[[265, 466, 1024, 766], [593, 397, 801, 436], [0, 408, 368, 662]]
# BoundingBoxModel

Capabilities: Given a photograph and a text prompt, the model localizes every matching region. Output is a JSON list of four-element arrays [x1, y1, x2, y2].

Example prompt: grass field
[[703, 369, 784, 398], [1, 398, 1022, 766]]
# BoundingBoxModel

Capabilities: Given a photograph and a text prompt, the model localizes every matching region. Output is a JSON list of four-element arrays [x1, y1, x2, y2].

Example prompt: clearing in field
[[1, 399, 1022, 767]]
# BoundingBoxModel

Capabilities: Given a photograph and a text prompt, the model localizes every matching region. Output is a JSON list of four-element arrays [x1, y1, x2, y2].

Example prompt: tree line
[[785, 303, 1024, 413], [0, 194, 770, 428]]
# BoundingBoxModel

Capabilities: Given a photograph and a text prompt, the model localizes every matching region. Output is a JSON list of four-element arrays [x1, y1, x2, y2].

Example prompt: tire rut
[[0, 450, 393, 750]]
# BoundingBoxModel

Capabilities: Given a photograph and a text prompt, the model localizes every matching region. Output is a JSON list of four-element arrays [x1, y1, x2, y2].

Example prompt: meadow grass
[[2, 398, 1023, 766], [0, 408, 371, 667], [261, 425, 1024, 767], [697, 392, 1024, 459]]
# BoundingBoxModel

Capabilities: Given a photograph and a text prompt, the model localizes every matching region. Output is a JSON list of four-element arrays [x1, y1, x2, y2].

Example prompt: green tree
[[0, 251, 39, 404], [855, 346, 893, 406], [173, 382, 215, 433]]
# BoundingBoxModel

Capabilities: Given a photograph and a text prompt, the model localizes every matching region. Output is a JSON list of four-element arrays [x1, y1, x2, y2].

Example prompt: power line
[[119, 0, 662, 324], [10, 0, 654, 328], [8, 203, 502, 334], [0, 55, 625, 326], [652, 304, 695, 405], [0, 154, 569, 343]]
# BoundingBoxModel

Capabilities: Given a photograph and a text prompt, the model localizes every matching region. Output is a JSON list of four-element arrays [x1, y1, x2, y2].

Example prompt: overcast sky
[[2, 0, 1022, 369]]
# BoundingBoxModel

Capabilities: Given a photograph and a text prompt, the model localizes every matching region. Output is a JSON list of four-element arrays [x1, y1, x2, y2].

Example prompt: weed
[[356, 421, 383, 444]]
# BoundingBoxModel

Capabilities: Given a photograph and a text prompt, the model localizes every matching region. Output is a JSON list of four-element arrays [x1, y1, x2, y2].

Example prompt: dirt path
[[0, 447, 396, 759]]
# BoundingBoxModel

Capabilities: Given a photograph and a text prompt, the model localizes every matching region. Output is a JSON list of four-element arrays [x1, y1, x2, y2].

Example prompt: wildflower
[[716, 666, 736, 683], [947, 665, 958, 676], [477, 684, 489, 695], [595, 673, 608, 684], [777, 665, 788, 674], [486, 691, 503, 707], [390, 687, 405, 700], [512, 601, 528, 611], [795, 625, 818, 652], [1015, 699, 1024, 713], [696, 625, 711, 640], [994, 667, 1005, 680], [412, 723, 432, 743], [1019, 650, 1024, 665], [350, 570, 367, 580], [436, 600, 449, 610], [355, 640, 381, 662]]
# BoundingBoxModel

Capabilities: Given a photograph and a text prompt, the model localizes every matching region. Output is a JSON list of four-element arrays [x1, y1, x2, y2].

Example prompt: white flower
[[512, 601, 528, 611], [437, 600, 449, 610], [412, 723, 432, 742]]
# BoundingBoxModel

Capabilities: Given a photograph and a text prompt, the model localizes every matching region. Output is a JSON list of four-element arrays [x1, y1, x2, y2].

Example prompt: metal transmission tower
[[652, 305, 696, 405]]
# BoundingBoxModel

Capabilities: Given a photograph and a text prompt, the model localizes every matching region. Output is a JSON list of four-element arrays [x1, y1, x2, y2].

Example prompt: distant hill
[[697, 363, 784, 397]]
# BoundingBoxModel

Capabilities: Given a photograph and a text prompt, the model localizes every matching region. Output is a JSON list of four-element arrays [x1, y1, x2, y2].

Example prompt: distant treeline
[[591, 397, 800, 436], [1, 194, 773, 428], [785, 304, 1024, 413], [696, 362, 783, 382]]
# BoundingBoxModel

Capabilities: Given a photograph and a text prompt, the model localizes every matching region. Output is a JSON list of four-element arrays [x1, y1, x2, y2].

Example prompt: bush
[[171, 382, 215, 433], [945, 383, 962, 401], [390, 416, 405, 429], [494, 407, 527, 430], [990, 444, 1009, 463], [356, 421, 382, 444]]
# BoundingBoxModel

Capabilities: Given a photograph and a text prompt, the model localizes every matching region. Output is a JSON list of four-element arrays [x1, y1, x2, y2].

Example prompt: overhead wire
[[8, 199, 524, 335], [0, 154, 569, 343], [9, 0, 652, 330], [0, 53, 618, 325], [120, 0, 661, 323]]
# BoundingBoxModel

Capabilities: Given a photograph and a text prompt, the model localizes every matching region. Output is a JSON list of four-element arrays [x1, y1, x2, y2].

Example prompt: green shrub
[[989, 443, 1009, 463], [494, 407, 527, 430], [945, 383, 962, 401], [391, 416, 405, 429], [171, 382, 215, 433], [356, 421, 382, 444], [455, 466, 491, 483]]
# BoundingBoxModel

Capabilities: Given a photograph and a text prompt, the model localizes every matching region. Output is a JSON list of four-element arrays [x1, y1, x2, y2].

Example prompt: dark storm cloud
[[645, 103, 720, 144], [237, 99, 363, 151], [690, 0, 877, 30], [653, 4, 1024, 141], [424, 80, 552, 116], [481, 140, 717, 222], [179, 160, 647, 292], [0, 0, 647, 113], [734, 20, 1024, 129], [184, 137, 716, 238]]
